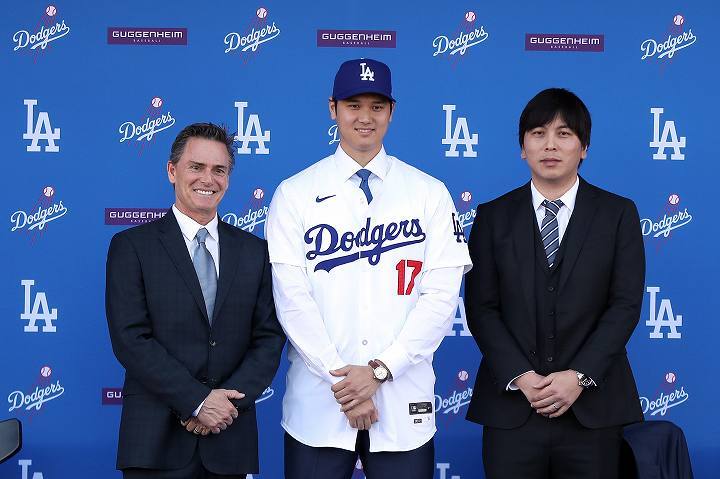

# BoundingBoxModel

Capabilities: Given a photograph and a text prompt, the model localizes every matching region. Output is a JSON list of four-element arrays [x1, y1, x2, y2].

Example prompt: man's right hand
[[197, 389, 244, 431], [344, 398, 379, 430], [513, 372, 547, 404]]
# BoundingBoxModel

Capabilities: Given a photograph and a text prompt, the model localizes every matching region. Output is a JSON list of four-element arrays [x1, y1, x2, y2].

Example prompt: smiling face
[[167, 137, 230, 225], [329, 93, 394, 165], [521, 115, 587, 190]]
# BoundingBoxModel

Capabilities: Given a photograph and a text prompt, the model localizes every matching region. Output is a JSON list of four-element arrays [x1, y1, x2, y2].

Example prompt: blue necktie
[[193, 228, 217, 323], [540, 199, 564, 268], [356, 169, 373, 204]]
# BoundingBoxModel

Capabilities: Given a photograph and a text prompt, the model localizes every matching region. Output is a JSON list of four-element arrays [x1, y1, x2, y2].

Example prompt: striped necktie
[[540, 199, 564, 267]]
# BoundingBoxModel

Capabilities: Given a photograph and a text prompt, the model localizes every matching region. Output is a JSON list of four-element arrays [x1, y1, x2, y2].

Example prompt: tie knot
[[195, 228, 209, 245], [542, 199, 563, 215], [356, 169, 372, 182]]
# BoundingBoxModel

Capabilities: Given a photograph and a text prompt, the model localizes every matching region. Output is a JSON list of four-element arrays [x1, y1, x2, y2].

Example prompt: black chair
[[0, 418, 22, 464], [620, 420, 694, 479]]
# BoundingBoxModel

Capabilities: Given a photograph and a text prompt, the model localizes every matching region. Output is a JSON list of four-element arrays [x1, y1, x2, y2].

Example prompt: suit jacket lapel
[[558, 178, 598, 292], [213, 221, 243, 324], [511, 184, 537, 335], [157, 211, 210, 324]]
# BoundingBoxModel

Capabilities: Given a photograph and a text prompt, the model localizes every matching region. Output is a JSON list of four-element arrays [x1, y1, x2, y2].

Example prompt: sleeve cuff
[[506, 370, 535, 391], [377, 342, 411, 381]]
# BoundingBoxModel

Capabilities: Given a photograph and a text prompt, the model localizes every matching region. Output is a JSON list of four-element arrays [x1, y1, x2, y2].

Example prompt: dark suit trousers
[[285, 431, 434, 479], [123, 446, 246, 479], [482, 410, 622, 479]]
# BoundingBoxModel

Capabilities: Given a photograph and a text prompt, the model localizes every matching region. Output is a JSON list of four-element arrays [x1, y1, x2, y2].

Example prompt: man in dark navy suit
[[106, 123, 285, 479], [465, 89, 645, 479]]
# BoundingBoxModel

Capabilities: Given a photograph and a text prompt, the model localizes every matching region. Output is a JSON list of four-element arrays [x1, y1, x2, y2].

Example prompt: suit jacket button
[[547, 286, 555, 292], [547, 334, 555, 340], [529, 350, 536, 356], [210, 340, 217, 347], [546, 356, 553, 362]]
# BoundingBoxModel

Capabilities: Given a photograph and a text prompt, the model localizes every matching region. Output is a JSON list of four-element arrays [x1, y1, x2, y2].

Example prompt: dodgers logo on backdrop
[[8, 366, 65, 413], [235, 102, 270, 155], [641, 14, 696, 62], [646, 286, 682, 339], [119, 97, 176, 155], [433, 11, 489, 60], [222, 188, 268, 236], [437, 463, 462, 479], [525, 33, 604, 52], [435, 370, 473, 415], [105, 208, 167, 226], [641, 193, 692, 242], [442, 105, 478, 157], [23, 99, 60, 153], [317, 29, 396, 48], [224, 7, 280, 56], [650, 107, 686, 160], [640, 372, 689, 417], [255, 386, 274, 404], [11, 186, 67, 244], [454, 190, 476, 233], [18, 459, 45, 479], [13, 5, 70, 54], [305, 217, 426, 272], [20, 280, 58, 333], [107, 27, 187, 45]]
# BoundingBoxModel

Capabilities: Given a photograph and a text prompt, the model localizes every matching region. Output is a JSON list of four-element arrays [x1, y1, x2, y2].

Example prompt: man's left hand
[[529, 370, 583, 418], [330, 365, 381, 412]]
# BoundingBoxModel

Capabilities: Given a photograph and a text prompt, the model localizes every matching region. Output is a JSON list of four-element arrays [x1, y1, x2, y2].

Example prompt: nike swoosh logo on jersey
[[316, 195, 336, 203]]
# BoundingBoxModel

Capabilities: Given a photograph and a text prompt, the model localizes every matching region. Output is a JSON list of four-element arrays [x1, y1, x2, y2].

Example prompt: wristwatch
[[576, 371, 594, 388], [368, 360, 391, 382]]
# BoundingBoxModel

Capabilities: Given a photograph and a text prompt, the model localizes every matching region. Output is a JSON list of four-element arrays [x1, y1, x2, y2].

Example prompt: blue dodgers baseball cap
[[332, 58, 396, 102]]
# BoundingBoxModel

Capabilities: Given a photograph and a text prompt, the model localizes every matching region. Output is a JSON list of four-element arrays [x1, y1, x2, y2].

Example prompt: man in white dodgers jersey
[[266, 58, 472, 478]]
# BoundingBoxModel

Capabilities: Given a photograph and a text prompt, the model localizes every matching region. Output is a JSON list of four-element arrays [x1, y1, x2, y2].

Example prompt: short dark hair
[[169, 122, 235, 172], [519, 88, 591, 150]]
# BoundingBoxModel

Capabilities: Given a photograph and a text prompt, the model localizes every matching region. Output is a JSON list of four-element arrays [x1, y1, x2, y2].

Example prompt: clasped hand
[[515, 370, 582, 418], [180, 388, 244, 435], [330, 365, 381, 430]]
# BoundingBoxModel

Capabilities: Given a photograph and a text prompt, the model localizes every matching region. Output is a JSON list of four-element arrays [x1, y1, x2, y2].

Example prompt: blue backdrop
[[2, 1, 718, 477]]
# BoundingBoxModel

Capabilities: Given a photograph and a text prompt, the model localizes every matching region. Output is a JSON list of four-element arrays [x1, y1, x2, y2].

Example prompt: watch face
[[374, 367, 388, 381]]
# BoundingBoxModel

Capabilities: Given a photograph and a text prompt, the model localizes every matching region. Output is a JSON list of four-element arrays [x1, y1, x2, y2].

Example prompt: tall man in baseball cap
[[266, 59, 472, 478]]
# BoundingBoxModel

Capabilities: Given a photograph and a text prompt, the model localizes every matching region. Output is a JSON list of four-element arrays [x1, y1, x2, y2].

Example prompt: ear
[[388, 101, 396, 122], [581, 145, 588, 160], [167, 161, 176, 184], [520, 147, 527, 160], [328, 97, 337, 120]]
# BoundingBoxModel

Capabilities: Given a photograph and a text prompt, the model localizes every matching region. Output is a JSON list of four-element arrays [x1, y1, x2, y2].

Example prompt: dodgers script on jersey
[[266, 146, 472, 452]]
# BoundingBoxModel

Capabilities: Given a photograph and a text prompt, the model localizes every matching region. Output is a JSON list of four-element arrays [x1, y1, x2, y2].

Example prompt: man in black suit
[[465, 89, 644, 479], [106, 123, 285, 479]]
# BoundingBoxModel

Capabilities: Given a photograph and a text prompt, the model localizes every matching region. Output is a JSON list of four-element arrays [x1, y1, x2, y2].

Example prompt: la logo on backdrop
[[12, 4, 70, 59], [224, 6, 281, 65], [118, 96, 176, 156]]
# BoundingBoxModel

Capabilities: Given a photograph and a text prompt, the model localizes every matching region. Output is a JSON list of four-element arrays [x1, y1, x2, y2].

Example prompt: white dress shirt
[[266, 145, 472, 452]]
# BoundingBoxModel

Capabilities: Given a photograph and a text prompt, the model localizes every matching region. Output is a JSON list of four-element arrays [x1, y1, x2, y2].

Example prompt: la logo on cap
[[360, 62, 375, 82]]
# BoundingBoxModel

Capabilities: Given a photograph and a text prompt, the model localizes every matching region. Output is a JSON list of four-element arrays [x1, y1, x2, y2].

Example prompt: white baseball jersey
[[266, 146, 472, 452]]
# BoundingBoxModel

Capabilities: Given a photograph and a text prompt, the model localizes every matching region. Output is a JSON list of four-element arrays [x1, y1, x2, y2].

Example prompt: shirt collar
[[172, 205, 219, 244], [530, 176, 580, 214], [333, 145, 391, 182]]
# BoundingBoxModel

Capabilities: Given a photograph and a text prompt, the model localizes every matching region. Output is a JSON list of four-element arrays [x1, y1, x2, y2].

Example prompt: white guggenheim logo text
[[646, 286, 682, 339], [24, 100, 60, 153], [20, 280, 58, 333], [650, 108, 686, 160], [235, 101, 270, 155], [442, 105, 478, 158]]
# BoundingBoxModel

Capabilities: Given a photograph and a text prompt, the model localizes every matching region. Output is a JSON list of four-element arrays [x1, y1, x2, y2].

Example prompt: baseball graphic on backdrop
[[43, 185, 55, 198], [253, 188, 264, 200], [461, 191, 472, 202], [151, 97, 163, 108], [46, 5, 56, 16], [668, 193, 680, 205], [673, 14, 684, 26], [257, 7, 268, 19], [458, 370, 469, 381], [41, 365, 52, 377], [465, 11, 476, 22], [666, 372, 676, 383]]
